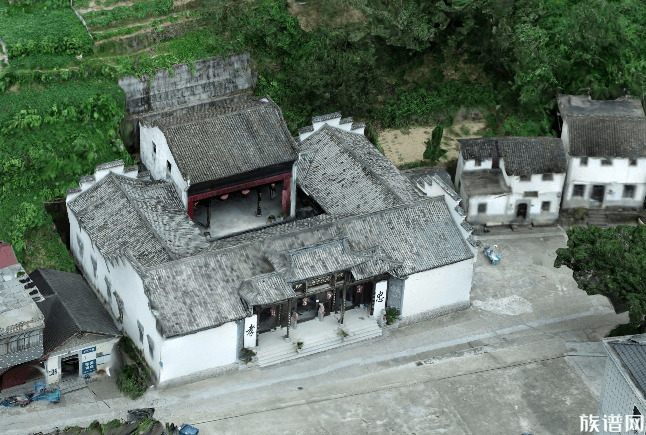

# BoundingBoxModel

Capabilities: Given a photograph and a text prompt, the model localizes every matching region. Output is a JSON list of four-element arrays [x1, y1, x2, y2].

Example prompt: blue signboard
[[81, 346, 97, 375]]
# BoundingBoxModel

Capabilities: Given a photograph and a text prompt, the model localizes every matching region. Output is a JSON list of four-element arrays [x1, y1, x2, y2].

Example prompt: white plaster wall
[[561, 120, 570, 155], [455, 153, 465, 189], [45, 337, 119, 385], [290, 161, 297, 217], [598, 355, 646, 435], [139, 124, 188, 208], [313, 117, 341, 131], [466, 194, 510, 225], [509, 173, 566, 195], [563, 157, 646, 209], [372, 280, 387, 316], [400, 259, 473, 317], [159, 321, 238, 383]]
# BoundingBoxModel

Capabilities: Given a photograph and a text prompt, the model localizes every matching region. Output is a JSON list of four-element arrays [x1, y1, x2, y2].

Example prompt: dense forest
[[0, 0, 645, 272]]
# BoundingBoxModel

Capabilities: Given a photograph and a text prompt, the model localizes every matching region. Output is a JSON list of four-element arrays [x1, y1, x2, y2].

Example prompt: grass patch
[[21, 222, 76, 274]]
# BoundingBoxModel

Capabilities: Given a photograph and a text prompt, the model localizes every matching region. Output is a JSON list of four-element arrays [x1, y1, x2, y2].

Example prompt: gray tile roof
[[454, 205, 467, 217], [0, 270, 45, 337], [566, 115, 646, 158], [312, 112, 341, 123], [430, 174, 461, 202], [611, 340, 646, 396], [557, 95, 645, 118], [296, 124, 422, 215], [31, 268, 120, 356], [298, 125, 314, 134], [466, 235, 480, 247], [461, 221, 473, 232], [68, 172, 209, 268], [401, 166, 456, 191], [96, 160, 125, 171], [340, 117, 353, 125], [145, 197, 474, 337], [141, 95, 298, 184], [238, 273, 296, 306], [458, 137, 567, 176], [460, 170, 512, 196], [351, 122, 365, 130]]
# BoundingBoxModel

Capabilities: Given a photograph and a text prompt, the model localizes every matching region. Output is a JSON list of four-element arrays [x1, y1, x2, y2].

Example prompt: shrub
[[116, 364, 149, 399], [385, 308, 399, 325]]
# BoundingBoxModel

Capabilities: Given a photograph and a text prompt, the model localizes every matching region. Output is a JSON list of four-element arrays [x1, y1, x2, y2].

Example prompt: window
[[166, 161, 172, 173], [147, 334, 154, 358], [137, 321, 144, 343], [152, 141, 156, 154], [519, 175, 530, 182], [542, 173, 553, 181], [580, 157, 588, 166], [523, 191, 538, 198], [624, 185, 636, 198], [541, 201, 550, 212], [91, 256, 97, 278], [601, 159, 612, 166], [474, 159, 481, 167], [477, 203, 487, 214], [573, 185, 585, 197], [630, 159, 638, 166]]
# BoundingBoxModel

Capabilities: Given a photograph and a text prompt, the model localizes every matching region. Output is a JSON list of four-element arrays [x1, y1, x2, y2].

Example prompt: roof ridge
[[149, 99, 266, 128], [112, 177, 180, 261]]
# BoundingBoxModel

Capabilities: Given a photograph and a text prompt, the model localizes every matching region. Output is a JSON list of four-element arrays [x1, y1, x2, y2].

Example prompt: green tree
[[423, 121, 446, 164], [554, 225, 646, 329]]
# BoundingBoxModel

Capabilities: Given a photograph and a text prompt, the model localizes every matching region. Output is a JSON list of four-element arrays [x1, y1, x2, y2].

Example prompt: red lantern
[[242, 189, 250, 195], [302, 298, 308, 306], [357, 285, 363, 294], [220, 194, 229, 200], [326, 291, 332, 300], [270, 309, 276, 316]]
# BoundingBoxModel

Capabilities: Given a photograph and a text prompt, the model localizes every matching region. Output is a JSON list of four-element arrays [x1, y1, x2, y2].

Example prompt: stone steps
[[58, 377, 88, 394], [256, 318, 382, 367]]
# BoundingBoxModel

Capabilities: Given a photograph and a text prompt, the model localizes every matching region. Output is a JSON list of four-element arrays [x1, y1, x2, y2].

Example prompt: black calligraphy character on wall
[[246, 324, 255, 337], [376, 291, 384, 303]]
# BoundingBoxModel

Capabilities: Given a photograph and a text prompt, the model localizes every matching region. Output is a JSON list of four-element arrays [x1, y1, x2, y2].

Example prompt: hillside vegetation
[[1, 0, 645, 271]]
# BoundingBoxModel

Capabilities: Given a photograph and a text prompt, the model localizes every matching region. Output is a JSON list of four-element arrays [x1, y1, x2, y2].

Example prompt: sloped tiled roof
[[296, 124, 422, 215], [401, 166, 456, 191], [610, 339, 646, 397], [566, 115, 646, 158], [141, 95, 298, 184], [458, 137, 567, 176], [31, 268, 120, 356], [557, 95, 645, 118], [144, 197, 473, 337], [68, 172, 209, 268], [238, 273, 296, 306]]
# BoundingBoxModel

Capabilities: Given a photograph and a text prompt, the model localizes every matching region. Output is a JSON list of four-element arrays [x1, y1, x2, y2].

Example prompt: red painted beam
[[188, 173, 291, 203]]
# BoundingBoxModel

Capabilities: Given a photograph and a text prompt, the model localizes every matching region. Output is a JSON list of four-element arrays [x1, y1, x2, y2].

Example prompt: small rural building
[[558, 94, 646, 210], [0, 243, 46, 390], [138, 96, 299, 237], [29, 268, 121, 386], [598, 334, 646, 434], [454, 136, 567, 226]]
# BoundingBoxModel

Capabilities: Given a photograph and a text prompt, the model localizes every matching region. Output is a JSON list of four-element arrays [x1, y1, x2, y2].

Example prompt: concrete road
[[1, 227, 627, 434]]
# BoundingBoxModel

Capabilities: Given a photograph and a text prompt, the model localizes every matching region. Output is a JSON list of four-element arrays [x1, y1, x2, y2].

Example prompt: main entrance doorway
[[334, 282, 374, 316], [591, 185, 605, 203], [516, 203, 528, 220]]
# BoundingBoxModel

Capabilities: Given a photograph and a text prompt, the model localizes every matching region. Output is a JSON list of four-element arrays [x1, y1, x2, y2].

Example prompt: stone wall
[[118, 52, 256, 117]]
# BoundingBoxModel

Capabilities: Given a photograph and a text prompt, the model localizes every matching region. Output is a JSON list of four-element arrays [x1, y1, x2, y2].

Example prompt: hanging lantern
[[270, 309, 276, 316], [220, 194, 229, 200], [357, 285, 363, 294], [302, 298, 308, 306], [326, 291, 332, 300], [271, 183, 276, 188], [242, 189, 250, 195]]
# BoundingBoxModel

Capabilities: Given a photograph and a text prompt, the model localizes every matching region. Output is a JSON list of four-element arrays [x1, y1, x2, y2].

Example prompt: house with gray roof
[[0, 249, 45, 378], [598, 334, 646, 434], [557, 94, 646, 210], [455, 136, 567, 227], [30, 268, 121, 386], [64, 103, 477, 383], [138, 95, 299, 237]]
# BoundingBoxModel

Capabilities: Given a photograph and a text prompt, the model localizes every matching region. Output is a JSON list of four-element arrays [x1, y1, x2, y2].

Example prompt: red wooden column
[[188, 200, 194, 220]]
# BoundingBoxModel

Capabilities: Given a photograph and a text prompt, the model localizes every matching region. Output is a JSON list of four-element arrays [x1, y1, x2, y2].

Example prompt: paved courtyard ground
[[0, 226, 626, 435]]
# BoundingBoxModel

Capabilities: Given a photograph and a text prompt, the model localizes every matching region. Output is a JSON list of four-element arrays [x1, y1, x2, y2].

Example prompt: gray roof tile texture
[[144, 198, 473, 337], [566, 115, 646, 158], [297, 125, 422, 215], [458, 137, 567, 176], [31, 268, 120, 356], [142, 96, 298, 184], [612, 341, 646, 396], [68, 172, 208, 268]]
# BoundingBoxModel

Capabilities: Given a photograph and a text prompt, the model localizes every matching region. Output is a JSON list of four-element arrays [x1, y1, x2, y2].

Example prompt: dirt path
[[380, 116, 488, 166]]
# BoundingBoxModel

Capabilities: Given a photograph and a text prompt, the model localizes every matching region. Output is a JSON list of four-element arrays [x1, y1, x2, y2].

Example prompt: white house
[[558, 94, 646, 210], [597, 334, 646, 434], [64, 107, 477, 384], [454, 136, 568, 226]]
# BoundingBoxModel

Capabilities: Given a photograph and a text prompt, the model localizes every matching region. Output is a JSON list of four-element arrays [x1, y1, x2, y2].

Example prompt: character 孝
[[245, 324, 255, 337]]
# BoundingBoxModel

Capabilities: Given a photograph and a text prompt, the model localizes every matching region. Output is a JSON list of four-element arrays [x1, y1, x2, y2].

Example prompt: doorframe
[[515, 202, 528, 220]]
